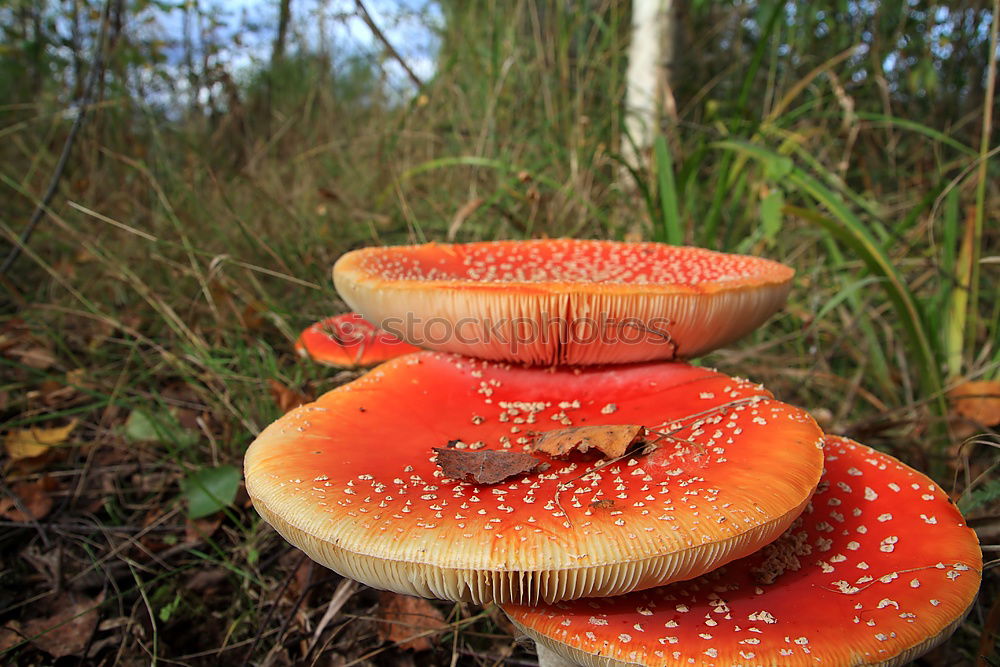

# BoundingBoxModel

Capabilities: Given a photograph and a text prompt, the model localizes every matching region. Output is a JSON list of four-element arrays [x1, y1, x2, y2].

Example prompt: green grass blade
[[653, 135, 682, 245], [715, 140, 944, 415], [700, 151, 734, 248], [855, 112, 977, 157], [398, 155, 609, 230], [947, 198, 975, 380]]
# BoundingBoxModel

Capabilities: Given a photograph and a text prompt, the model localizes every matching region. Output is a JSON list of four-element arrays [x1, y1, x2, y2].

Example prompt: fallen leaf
[[123, 409, 198, 447], [184, 516, 222, 543], [161, 381, 205, 431], [447, 197, 484, 241], [136, 509, 174, 554], [182, 465, 241, 518], [184, 568, 229, 593], [240, 300, 266, 330], [376, 592, 447, 651], [0, 622, 23, 652], [0, 476, 61, 521], [531, 424, 648, 459], [950, 381, 1000, 426], [268, 379, 312, 414], [8, 345, 56, 369], [21, 592, 101, 658], [290, 557, 314, 601], [433, 447, 541, 485], [4, 419, 77, 461]]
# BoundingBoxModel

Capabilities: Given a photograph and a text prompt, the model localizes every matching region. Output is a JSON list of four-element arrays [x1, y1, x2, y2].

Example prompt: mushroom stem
[[535, 642, 578, 667]]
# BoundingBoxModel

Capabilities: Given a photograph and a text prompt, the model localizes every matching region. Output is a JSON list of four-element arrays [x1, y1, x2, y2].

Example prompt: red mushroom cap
[[503, 435, 983, 666], [332, 240, 794, 365], [295, 313, 421, 367], [244, 351, 823, 604]]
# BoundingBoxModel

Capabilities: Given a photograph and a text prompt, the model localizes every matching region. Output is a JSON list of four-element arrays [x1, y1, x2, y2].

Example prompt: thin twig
[[354, 0, 424, 89], [240, 550, 306, 666], [305, 578, 359, 659], [0, 0, 112, 276]]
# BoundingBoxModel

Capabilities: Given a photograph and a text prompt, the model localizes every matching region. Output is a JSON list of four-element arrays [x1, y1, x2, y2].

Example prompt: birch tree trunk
[[621, 0, 677, 173]]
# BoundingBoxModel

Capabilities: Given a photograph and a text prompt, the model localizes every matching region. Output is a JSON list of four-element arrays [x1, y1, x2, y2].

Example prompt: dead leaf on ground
[[268, 379, 312, 414], [0, 320, 57, 370], [28, 371, 85, 409], [239, 300, 266, 331], [949, 381, 1000, 427], [4, 344, 56, 370], [4, 419, 77, 461], [184, 515, 222, 543], [21, 592, 102, 658], [376, 592, 447, 652], [447, 197, 484, 241], [161, 381, 206, 431], [433, 446, 541, 485], [0, 476, 62, 521], [0, 622, 23, 652], [278, 551, 315, 602], [184, 568, 229, 593], [137, 510, 172, 554], [531, 424, 649, 459]]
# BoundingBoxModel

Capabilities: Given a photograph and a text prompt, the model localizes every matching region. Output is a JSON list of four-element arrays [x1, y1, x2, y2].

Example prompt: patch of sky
[[142, 0, 441, 113]]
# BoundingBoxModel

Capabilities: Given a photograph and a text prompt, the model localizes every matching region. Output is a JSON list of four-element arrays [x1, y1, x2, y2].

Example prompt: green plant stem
[[967, 0, 999, 375]]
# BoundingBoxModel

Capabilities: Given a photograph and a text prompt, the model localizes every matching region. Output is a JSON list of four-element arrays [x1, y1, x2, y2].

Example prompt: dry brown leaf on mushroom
[[433, 444, 542, 485], [530, 424, 651, 459]]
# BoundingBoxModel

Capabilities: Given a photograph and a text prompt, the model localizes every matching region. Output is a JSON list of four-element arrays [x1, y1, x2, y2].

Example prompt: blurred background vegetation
[[0, 0, 998, 664]]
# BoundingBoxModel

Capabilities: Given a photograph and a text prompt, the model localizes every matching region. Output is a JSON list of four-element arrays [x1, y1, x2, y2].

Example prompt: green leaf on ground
[[182, 465, 241, 518], [159, 591, 182, 623], [124, 409, 198, 448]]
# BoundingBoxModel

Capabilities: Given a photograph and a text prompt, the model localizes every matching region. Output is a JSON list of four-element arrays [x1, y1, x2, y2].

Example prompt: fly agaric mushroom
[[503, 435, 982, 666], [244, 351, 824, 605], [332, 240, 794, 365], [295, 312, 421, 367]]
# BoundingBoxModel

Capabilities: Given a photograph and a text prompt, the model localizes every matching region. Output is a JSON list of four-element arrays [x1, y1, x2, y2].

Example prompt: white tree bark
[[622, 0, 677, 171]]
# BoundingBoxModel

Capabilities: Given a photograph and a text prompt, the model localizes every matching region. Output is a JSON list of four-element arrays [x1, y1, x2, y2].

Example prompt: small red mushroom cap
[[244, 351, 824, 605], [295, 313, 421, 367], [503, 435, 982, 666], [333, 240, 795, 365]]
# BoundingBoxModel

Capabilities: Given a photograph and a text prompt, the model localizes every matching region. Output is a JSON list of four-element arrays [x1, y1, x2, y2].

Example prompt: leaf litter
[[0, 476, 62, 521], [4, 419, 77, 462], [530, 424, 650, 459], [433, 409, 721, 487], [433, 446, 542, 485], [376, 591, 448, 652]]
